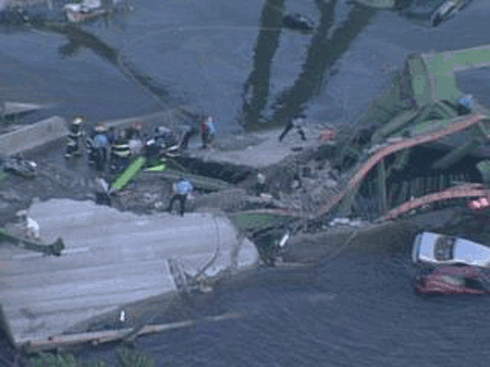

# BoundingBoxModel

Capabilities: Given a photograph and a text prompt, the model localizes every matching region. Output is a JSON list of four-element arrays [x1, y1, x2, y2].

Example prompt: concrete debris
[[329, 217, 363, 227], [325, 179, 338, 188]]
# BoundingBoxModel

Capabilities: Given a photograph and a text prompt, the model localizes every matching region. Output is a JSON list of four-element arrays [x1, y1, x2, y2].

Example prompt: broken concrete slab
[[1, 101, 50, 117], [0, 199, 259, 347], [186, 127, 330, 169], [0, 116, 68, 156]]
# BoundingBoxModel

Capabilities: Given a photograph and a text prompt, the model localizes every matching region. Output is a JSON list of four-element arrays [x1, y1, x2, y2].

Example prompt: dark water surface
[[2, 0, 490, 366]]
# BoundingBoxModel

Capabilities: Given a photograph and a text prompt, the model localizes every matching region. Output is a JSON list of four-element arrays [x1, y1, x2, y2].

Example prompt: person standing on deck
[[200, 117, 210, 149], [278, 115, 306, 142], [179, 124, 194, 150], [206, 116, 216, 147], [457, 94, 474, 115], [64, 115, 84, 158], [167, 177, 193, 216]]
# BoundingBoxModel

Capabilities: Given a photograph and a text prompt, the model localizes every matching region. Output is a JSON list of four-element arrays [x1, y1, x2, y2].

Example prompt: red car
[[416, 265, 490, 295]]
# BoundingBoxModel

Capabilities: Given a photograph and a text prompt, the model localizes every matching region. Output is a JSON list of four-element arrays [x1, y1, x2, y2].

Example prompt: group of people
[[64, 116, 144, 174]]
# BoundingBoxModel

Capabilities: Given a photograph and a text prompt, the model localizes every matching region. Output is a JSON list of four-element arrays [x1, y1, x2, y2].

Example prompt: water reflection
[[45, 23, 172, 104], [241, 0, 376, 130], [240, 0, 285, 126]]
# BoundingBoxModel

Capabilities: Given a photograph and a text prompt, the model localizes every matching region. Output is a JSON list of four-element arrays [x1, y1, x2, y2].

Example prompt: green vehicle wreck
[[322, 44, 490, 220]]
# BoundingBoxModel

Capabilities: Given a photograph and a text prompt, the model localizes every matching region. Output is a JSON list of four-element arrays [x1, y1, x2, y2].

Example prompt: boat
[[63, 0, 106, 23], [415, 265, 490, 294], [412, 232, 490, 268], [402, 0, 470, 27]]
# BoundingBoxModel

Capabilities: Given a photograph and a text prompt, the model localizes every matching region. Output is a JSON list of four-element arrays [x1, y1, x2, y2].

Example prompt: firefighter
[[64, 116, 83, 158], [110, 129, 131, 173]]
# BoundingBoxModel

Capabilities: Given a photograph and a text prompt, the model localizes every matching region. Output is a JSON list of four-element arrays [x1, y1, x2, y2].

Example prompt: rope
[[322, 227, 360, 263], [192, 214, 221, 281]]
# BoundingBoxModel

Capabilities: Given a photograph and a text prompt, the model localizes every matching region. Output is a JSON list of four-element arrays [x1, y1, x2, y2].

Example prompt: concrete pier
[[0, 199, 259, 347]]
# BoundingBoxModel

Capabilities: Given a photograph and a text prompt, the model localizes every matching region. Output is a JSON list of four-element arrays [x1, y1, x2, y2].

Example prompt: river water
[[2, 0, 490, 366]]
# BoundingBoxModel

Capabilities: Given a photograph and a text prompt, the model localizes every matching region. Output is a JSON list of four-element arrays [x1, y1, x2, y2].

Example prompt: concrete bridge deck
[[0, 199, 258, 347]]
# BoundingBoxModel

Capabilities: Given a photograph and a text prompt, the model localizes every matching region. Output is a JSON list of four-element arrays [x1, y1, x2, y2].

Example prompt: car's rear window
[[434, 236, 455, 261]]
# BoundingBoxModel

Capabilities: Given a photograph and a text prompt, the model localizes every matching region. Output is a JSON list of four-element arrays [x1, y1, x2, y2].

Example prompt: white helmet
[[73, 117, 83, 125]]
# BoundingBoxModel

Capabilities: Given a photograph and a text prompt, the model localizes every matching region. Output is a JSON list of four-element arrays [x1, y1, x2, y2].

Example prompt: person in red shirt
[[200, 117, 209, 149]]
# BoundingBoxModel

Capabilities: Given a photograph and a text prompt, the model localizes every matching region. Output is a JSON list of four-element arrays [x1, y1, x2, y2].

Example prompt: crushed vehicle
[[1, 155, 37, 179], [415, 265, 490, 295], [412, 232, 490, 268]]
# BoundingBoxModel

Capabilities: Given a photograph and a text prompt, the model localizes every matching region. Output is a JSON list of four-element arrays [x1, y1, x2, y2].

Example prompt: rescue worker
[[143, 135, 160, 165], [179, 125, 194, 150], [167, 177, 193, 216], [278, 115, 307, 142], [64, 115, 83, 158], [93, 123, 109, 172], [107, 126, 116, 145], [457, 94, 474, 115], [128, 129, 144, 156], [206, 116, 216, 147], [110, 129, 131, 173]]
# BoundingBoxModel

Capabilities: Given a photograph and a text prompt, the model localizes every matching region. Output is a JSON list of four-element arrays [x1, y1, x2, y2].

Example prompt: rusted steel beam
[[318, 113, 486, 217], [23, 312, 243, 352], [377, 158, 388, 215], [380, 184, 487, 221]]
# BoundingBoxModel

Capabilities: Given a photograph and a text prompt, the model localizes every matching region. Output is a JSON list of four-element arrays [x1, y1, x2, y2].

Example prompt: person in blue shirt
[[93, 124, 109, 172], [457, 94, 474, 115], [167, 177, 194, 216]]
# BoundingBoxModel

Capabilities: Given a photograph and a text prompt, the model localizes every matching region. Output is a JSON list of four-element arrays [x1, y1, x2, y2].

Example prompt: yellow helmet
[[95, 123, 107, 132], [73, 117, 83, 125]]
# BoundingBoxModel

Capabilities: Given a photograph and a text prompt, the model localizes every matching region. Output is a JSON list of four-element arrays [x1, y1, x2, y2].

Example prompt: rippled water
[[2, 0, 490, 366]]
